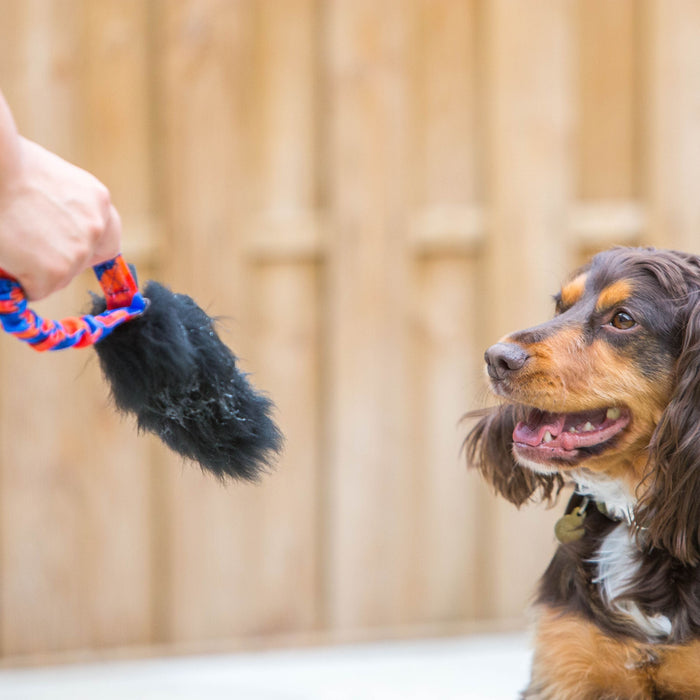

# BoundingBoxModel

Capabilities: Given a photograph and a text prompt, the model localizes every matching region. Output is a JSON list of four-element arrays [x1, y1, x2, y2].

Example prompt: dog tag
[[554, 507, 587, 544]]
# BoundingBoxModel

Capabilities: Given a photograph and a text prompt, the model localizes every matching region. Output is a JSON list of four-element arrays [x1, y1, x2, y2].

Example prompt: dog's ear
[[464, 405, 563, 507], [637, 300, 700, 564]]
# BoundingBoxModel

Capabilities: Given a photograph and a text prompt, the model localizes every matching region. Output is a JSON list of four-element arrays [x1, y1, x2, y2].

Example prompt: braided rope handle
[[0, 255, 147, 351]]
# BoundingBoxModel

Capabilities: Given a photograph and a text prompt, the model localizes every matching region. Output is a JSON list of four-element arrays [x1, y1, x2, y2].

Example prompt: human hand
[[0, 135, 121, 301]]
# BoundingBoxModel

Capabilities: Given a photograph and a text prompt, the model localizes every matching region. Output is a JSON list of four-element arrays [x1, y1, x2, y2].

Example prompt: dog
[[465, 247, 700, 698]]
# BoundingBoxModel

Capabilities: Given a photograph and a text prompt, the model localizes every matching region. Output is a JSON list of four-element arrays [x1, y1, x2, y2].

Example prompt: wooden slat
[[570, 200, 645, 246], [249, 260, 321, 634], [324, 0, 414, 631], [156, 0, 320, 643], [1, 0, 81, 154], [412, 0, 481, 204], [155, 0, 260, 643], [482, 0, 575, 620], [245, 0, 321, 635], [247, 211, 324, 262], [410, 206, 485, 256], [577, 0, 639, 199], [82, 0, 159, 264], [571, 199, 646, 267], [645, 0, 700, 253], [0, 0, 153, 655], [410, 257, 487, 623], [406, 0, 485, 624], [78, 0, 155, 649]]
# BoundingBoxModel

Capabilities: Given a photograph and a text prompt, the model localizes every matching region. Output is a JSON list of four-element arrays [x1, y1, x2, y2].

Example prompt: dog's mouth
[[512, 406, 630, 465]]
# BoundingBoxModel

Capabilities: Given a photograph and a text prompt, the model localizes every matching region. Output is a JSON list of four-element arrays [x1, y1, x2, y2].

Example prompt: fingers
[[18, 203, 122, 301]]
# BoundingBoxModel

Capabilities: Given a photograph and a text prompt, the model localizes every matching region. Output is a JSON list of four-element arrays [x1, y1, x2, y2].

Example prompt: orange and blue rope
[[0, 255, 147, 351]]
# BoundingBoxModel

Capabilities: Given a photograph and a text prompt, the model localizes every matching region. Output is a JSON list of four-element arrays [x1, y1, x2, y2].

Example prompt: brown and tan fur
[[465, 247, 700, 699], [529, 610, 700, 699]]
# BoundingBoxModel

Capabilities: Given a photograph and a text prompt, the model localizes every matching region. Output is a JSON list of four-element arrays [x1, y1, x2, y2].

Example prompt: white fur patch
[[514, 460, 637, 525], [571, 469, 636, 523], [592, 523, 672, 640]]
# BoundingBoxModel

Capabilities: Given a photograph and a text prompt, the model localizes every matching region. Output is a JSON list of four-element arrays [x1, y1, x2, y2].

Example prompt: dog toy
[[0, 255, 282, 480]]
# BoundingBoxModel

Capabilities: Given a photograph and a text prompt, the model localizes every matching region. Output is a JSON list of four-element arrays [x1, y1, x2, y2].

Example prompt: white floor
[[0, 633, 532, 700]]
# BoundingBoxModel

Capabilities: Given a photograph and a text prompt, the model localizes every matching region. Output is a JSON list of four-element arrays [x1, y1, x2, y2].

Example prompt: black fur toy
[[91, 281, 282, 480], [0, 255, 282, 480]]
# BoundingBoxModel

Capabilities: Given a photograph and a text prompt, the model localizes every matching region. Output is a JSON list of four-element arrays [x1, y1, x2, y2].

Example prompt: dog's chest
[[593, 524, 673, 640]]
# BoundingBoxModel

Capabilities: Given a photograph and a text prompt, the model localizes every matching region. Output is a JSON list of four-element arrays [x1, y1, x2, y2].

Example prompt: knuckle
[[76, 236, 92, 258], [91, 183, 113, 224], [94, 182, 111, 210], [87, 216, 105, 238], [86, 215, 104, 240], [109, 205, 121, 233]]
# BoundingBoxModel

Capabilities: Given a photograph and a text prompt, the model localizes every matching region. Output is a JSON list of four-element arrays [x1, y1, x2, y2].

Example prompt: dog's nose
[[484, 342, 529, 381]]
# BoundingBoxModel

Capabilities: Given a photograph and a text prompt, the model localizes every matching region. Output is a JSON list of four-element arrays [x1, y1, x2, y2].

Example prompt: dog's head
[[465, 247, 700, 563]]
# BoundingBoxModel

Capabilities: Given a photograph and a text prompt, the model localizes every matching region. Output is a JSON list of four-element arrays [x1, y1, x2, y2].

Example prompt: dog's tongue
[[512, 407, 624, 451], [513, 410, 566, 447]]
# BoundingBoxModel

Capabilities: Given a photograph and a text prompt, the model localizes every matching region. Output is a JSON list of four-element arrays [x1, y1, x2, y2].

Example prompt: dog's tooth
[[606, 407, 621, 421], [568, 426, 577, 433], [543, 431, 553, 443], [583, 421, 594, 432]]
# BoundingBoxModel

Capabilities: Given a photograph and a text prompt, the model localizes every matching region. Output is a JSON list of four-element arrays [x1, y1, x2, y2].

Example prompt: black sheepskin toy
[[91, 281, 282, 480]]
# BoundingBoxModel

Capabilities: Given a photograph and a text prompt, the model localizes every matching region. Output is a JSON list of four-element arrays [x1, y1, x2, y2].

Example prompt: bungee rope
[[0, 252, 282, 478], [0, 255, 147, 351]]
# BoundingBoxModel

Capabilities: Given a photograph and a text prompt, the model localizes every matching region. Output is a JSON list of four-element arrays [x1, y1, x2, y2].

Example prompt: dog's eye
[[610, 311, 636, 330]]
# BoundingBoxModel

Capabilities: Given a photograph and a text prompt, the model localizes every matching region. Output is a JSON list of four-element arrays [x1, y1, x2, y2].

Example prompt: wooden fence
[[0, 0, 699, 661]]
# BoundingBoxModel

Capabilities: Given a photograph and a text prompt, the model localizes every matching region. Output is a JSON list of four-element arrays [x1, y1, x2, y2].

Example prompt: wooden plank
[[571, 199, 646, 268], [645, 0, 700, 252], [406, 0, 486, 624], [410, 257, 487, 623], [247, 211, 323, 262], [249, 261, 321, 634], [410, 206, 485, 256], [82, 0, 160, 264], [0, 0, 88, 656], [78, 0, 155, 650], [0, 0, 84, 656], [0, 0, 153, 655], [0, 0, 82, 154], [570, 200, 645, 245], [155, 0, 259, 643], [577, 0, 638, 200], [324, 0, 414, 631], [0, 3, 24, 110], [245, 0, 321, 635], [482, 0, 575, 620], [156, 0, 320, 643], [412, 0, 481, 204]]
